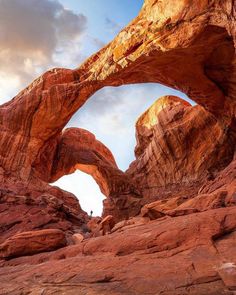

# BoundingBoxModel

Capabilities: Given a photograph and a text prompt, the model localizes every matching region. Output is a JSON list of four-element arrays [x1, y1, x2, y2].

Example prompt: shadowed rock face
[[0, 0, 235, 294]]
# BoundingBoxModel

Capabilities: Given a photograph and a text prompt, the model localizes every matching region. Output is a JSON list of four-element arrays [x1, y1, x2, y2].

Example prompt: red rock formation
[[33, 127, 142, 221], [72, 233, 84, 244], [0, 187, 89, 245], [0, 0, 234, 182], [0, 0, 234, 219], [127, 96, 235, 203], [0, 207, 236, 294], [0, 0, 235, 294], [0, 229, 66, 259]]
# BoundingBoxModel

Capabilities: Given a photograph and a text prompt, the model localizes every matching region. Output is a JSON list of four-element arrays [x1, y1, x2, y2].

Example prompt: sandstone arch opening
[[0, 1, 235, 292], [53, 83, 193, 217], [54, 170, 106, 216], [52, 23, 235, 219], [66, 83, 193, 171], [0, 1, 234, 223]]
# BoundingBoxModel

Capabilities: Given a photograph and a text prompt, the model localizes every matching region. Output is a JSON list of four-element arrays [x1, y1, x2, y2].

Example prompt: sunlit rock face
[[127, 96, 235, 203], [0, 0, 235, 183], [0, 229, 67, 259], [0, 0, 235, 294]]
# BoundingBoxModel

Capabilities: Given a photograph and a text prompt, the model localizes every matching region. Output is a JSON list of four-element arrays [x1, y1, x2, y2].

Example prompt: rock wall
[[0, 0, 234, 221], [0, 1, 235, 293], [127, 96, 235, 204], [0, 0, 235, 181]]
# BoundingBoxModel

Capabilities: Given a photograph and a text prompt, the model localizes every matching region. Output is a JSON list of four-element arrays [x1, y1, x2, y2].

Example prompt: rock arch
[[34, 128, 140, 196], [0, 0, 235, 219]]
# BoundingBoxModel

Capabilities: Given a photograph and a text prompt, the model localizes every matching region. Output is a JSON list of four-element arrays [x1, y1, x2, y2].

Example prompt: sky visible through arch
[[0, 0, 192, 216]]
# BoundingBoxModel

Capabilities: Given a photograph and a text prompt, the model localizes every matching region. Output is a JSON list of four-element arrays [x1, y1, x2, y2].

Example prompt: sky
[[0, 0, 191, 216]]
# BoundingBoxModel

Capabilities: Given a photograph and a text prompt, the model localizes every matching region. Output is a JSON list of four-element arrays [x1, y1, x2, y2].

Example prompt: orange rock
[[99, 215, 115, 235], [33, 127, 142, 221], [141, 196, 188, 219], [0, 0, 235, 294], [111, 216, 149, 233], [127, 96, 235, 203], [0, 188, 88, 245], [87, 217, 102, 233], [0, 229, 66, 259], [0, 0, 234, 222], [0, 0, 234, 185], [72, 233, 84, 244], [0, 208, 235, 294], [90, 215, 115, 237]]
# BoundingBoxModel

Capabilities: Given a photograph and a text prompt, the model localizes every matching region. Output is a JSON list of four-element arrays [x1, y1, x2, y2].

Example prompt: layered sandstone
[[0, 0, 234, 183], [127, 96, 235, 203], [0, 229, 66, 259], [0, 180, 89, 245], [33, 127, 142, 220], [0, 207, 236, 294], [0, 0, 235, 294], [0, 0, 234, 219]]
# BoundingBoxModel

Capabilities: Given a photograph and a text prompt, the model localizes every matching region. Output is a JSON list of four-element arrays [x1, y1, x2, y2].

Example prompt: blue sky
[[60, 0, 143, 41], [0, 0, 191, 216], [58, 0, 144, 62]]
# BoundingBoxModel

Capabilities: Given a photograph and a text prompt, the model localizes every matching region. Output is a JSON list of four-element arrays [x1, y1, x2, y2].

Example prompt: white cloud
[[0, 73, 21, 103], [0, 0, 87, 103]]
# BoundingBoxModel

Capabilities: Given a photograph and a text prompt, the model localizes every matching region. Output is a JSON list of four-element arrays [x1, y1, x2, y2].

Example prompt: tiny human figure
[[90, 210, 93, 217]]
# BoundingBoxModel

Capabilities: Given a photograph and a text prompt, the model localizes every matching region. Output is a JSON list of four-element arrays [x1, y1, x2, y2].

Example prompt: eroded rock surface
[[0, 229, 66, 259], [0, 0, 234, 183], [0, 0, 235, 294], [0, 207, 236, 294], [127, 96, 235, 204]]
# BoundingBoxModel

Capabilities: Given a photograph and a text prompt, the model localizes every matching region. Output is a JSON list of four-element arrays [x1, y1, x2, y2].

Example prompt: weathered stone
[[141, 196, 188, 219], [0, 229, 66, 259], [127, 96, 235, 203], [0, 208, 236, 294], [0, 0, 235, 294], [72, 233, 84, 244], [87, 217, 102, 233]]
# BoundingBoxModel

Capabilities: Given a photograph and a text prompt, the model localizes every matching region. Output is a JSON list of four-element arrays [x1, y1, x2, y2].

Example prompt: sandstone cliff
[[0, 0, 235, 294], [127, 95, 235, 203]]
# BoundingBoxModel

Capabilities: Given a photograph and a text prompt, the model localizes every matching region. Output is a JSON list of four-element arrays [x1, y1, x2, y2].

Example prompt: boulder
[[0, 229, 67, 259], [72, 233, 84, 244]]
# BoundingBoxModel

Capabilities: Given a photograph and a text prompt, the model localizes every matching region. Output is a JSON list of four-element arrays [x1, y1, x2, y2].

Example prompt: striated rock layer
[[0, 0, 235, 184], [0, 0, 235, 294], [0, 229, 66, 259], [127, 96, 235, 204], [0, 207, 236, 294]]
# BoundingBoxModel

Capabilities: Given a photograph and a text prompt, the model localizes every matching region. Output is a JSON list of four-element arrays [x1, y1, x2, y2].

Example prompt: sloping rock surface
[[0, 207, 236, 294]]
